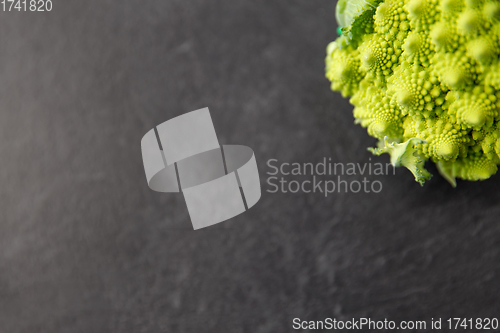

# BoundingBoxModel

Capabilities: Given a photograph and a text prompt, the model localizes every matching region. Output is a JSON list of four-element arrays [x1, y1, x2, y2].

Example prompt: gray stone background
[[1, 0, 499, 332]]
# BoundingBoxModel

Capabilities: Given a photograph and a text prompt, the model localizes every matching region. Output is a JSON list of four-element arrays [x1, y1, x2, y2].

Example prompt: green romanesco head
[[326, 0, 500, 186]]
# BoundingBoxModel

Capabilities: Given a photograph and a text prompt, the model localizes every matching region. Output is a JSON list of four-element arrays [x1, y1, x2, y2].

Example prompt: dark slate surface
[[1, 1, 499, 332]]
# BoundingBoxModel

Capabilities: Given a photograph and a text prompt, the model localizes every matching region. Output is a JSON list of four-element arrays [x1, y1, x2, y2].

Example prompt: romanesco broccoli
[[326, 0, 500, 186]]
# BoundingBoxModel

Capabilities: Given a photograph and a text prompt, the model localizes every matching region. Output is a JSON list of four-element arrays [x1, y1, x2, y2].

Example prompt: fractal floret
[[326, 0, 500, 186]]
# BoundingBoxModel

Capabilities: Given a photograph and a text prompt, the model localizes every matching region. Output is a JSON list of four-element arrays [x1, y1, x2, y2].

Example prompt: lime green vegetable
[[326, 0, 500, 186]]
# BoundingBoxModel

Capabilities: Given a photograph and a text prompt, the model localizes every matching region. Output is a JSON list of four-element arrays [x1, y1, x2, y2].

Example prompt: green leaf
[[368, 136, 432, 186]]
